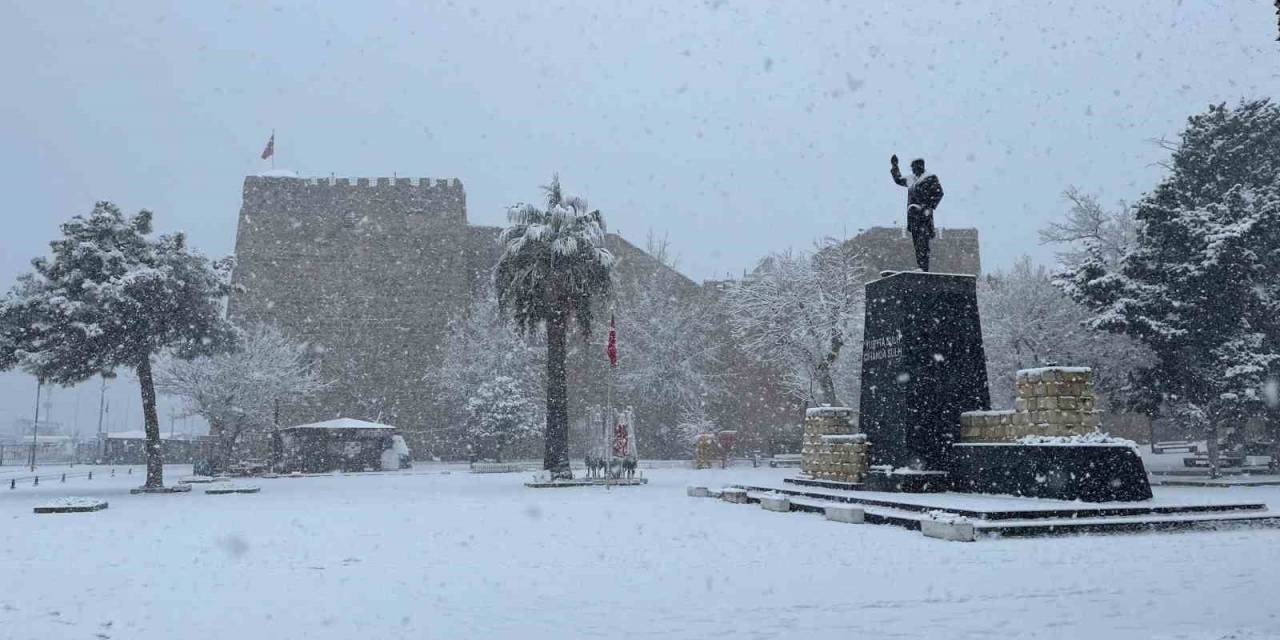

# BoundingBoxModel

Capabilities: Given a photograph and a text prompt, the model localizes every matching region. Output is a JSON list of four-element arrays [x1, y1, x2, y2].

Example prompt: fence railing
[[1, 465, 147, 490]]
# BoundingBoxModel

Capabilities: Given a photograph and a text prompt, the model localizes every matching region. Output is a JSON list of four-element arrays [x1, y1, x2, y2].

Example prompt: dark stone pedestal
[[863, 469, 950, 493], [950, 443, 1153, 502], [859, 272, 990, 471]]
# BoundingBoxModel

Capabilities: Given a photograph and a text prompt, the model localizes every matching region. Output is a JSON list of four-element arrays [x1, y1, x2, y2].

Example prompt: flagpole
[[271, 129, 276, 169], [607, 311, 615, 491]]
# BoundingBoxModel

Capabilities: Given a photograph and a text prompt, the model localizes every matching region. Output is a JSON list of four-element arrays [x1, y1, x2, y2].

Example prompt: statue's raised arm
[[890, 154, 907, 187]]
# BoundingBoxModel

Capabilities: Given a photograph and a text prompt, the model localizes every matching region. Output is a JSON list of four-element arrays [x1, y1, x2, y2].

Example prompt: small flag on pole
[[606, 314, 618, 367], [260, 132, 275, 160]]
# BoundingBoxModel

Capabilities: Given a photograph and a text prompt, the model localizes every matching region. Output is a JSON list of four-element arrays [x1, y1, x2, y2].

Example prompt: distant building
[[7, 419, 66, 442], [840, 227, 981, 281]]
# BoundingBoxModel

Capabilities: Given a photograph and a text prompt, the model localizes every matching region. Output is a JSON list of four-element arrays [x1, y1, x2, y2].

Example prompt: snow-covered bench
[[471, 462, 527, 474], [767, 454, 802, 468], [1152, 441, 1198, 454]]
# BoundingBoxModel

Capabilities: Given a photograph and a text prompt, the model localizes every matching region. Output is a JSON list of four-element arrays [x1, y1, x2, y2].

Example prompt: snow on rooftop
[[106, 430, 194, 440], [258, 169, 300, 178], [877, 270, 977, 279], [283, 418, 396, 431], [1017, 366, 1093, 375], [804, 406, 855, 417]]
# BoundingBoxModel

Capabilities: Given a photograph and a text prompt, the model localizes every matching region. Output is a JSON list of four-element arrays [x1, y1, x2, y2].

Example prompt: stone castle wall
[[228, 176, 472, 431], [843, 227, 981, 280]]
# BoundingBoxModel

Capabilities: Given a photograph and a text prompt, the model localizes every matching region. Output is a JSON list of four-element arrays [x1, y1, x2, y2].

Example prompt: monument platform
[[950, 442, 1152, 501], [525, 477, 648, 488], [723, 481, 1280, 538]]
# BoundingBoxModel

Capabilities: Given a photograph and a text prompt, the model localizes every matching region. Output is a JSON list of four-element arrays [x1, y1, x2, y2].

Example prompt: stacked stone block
[[800, 407, 869, 483], [960, 367, 1099, 442]]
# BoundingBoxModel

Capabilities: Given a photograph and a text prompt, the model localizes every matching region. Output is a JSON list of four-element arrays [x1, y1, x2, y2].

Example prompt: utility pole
[[96, 376, 107, 438], [29, 378, 42, 471]]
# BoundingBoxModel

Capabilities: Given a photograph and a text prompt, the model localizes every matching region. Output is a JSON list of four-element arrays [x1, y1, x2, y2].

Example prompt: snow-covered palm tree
[[496, 175, 614, 478]]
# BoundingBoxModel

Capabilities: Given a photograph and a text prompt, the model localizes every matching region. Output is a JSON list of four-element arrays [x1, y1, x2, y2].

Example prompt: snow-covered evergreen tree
[[1059, 99, 1280, 472], [722, 238, 865, 406], [155, 324, 323, 471], [464, 375, 541, 462], [0, 202, 234, 488]]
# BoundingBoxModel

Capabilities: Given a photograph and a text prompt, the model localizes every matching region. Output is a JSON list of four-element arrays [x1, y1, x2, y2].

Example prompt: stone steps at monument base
[[750, 481, 1261, 521], [727, 484, 1280, 539]]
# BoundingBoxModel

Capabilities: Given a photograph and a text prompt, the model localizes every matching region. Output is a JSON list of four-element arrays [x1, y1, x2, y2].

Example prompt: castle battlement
[[854, 226, 978, 241], [843, 226, 981, 279], [245, 175, 464, 191]]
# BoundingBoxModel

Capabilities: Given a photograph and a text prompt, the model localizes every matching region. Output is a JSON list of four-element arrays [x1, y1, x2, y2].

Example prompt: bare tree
[[978, 256, 1152, 410], [156, 324, 323, 471], [613, 233, 723, 456], [1039, 187, 1137, 269], [723, 238, 866, 407]]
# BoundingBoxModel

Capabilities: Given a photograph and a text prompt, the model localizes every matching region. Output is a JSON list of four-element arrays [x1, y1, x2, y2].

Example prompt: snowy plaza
[[4, 461, 1280, 640], [5, 3, 1280, 639]]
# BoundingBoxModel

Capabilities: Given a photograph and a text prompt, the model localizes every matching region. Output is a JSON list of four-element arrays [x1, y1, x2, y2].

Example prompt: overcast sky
[[1, 0, 1277, 435]]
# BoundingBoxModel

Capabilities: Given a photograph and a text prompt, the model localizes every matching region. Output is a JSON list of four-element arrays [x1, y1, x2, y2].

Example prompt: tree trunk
[[220, 424, 242, 472], [815, 360, 839, 407], [544, 310, 572, 478], [136, 354, 164, 488], [815, 330, 844, 407], [1206, 408, 1221, 480], [205, 417, 226, 473]]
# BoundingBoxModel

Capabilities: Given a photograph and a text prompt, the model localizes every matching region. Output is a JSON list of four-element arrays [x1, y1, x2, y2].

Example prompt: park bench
[[1183, 454, 1245, 468], [1152, 441, 1198, 454], [767, 454, 802, 468]]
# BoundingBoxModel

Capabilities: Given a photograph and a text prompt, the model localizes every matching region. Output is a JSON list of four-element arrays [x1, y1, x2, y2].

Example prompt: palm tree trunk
[[545, 310, 572, 478], [136, 354, 165, 488]]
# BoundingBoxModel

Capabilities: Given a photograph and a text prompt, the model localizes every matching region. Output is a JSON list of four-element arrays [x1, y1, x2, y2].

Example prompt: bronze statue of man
[[890, 155, 944, 271]]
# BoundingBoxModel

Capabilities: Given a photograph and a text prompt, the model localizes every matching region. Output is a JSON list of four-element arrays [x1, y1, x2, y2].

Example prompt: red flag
[[612, 422, 628, 457], [606, 314, 618, 367], [260, 132, 275, 160]]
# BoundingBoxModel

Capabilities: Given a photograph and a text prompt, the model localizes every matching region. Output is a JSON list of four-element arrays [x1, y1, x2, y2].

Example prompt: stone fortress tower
[[228, 176, 477, 434]]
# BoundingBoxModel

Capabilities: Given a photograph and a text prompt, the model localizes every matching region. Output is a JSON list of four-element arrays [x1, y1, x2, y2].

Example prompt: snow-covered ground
[[3, 463, 1280, 639]]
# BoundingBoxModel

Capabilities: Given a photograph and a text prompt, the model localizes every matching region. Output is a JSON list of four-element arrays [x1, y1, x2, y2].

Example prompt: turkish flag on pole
[[260, 132, 275, 160], [606, 314, 618, 367]]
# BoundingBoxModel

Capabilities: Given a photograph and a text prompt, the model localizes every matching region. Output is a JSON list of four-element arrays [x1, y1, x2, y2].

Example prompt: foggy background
[[1, 0, 1276, 436]]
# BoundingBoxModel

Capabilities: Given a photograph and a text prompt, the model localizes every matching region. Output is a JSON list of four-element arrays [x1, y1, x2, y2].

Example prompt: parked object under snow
[[277, 419, 411, 474], [34, 497, 109, 514]]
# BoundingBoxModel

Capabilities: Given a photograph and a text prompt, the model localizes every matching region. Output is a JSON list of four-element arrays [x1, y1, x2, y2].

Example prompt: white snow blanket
[[1, 463, 1278, 639]]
